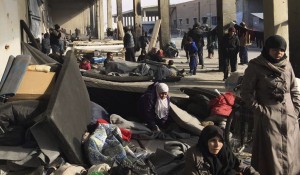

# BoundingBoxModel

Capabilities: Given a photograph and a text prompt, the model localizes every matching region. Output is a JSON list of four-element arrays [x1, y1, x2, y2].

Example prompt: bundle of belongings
[[0, 44, 192, 175], [172, 87, 236, 130], [163, 42, 179, 58]]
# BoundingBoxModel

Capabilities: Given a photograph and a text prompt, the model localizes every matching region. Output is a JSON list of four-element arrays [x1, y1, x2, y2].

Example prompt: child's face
[[159, 92, 168, 100], [107, 53, 113, 59]]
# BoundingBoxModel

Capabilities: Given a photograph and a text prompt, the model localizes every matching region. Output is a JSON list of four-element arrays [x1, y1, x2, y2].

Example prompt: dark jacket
[[188, 27, 205, 48], [221, 34, 240, 56], [123, 31, 135, 48], [139, 35, 149, 48], [137, 82, 170, 130], [183, 145, 260, 175]]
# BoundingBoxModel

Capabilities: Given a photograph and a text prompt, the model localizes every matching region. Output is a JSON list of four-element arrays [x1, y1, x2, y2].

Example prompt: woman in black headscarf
[[240, 35, 300, 175], [183, 125, 259, 175]]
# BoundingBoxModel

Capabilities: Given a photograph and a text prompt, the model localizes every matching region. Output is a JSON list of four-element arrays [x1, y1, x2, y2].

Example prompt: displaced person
[[206, 28, 215, 59], [240, 35, 300, 175], [137, 50, 147, 62], [167, 60, 185, 77], [41, 32, 51, 55], [79, 58, 91, 70], [139, 31, 149, 54], [220, 27, 240, 81], [238, 22, 249, 65], [104, 52, 114, 67], [147, 48, 166, 63], [137, 82, 172, 131], [50, 24, 62, 55], [183, 125, 260, 175], [123, 26, 135, 62], [181, 32, 189, 63], [189, 22, 205, 69], [186, 37, 198, 75]]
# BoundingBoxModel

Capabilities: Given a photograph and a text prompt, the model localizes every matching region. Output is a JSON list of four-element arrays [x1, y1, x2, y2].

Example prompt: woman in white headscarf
[[138, 82, 171, 131]]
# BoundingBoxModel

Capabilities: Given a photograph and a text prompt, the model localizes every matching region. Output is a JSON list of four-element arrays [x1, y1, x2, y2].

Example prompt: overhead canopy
[[251, 13, 263, 19]]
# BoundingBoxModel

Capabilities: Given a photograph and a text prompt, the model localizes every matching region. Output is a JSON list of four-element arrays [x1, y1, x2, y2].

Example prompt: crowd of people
[[36, 21, 300, 175]]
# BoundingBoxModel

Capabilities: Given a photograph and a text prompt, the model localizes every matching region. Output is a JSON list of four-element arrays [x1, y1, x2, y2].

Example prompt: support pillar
[[107, 0, 112, 29], [117, 0, 123, 39], [216, 0, 236, 70], [133, 0, 142, 41], [97, 0, 104, 40], [143, 9, 146, 22], [263, 0, 288, 42], [158, 0, 170, 49], [288, 0, 300, 77]]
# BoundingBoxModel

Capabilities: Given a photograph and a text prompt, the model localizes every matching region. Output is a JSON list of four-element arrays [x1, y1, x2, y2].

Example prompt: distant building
[[113, 0, 263, 34]]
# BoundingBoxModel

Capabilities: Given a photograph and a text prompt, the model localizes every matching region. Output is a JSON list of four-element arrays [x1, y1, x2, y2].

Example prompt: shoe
[[223, 78, 227, 81], [201, 121, 214, 127], [201, 65, 205, 69], [238, 63, 244, 65], [179, 69, 185, 74]]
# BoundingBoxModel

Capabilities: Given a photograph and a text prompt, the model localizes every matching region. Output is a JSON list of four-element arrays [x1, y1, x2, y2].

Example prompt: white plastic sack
[[224, 72, 244, 95]]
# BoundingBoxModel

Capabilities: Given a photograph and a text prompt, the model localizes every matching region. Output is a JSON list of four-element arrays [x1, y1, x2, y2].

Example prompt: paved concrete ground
[[137, 39, 262, 155], [163, 38, 261, 97]]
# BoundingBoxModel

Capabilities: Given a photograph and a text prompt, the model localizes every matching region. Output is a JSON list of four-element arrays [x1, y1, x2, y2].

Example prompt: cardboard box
[[9, 71, 56, 100]]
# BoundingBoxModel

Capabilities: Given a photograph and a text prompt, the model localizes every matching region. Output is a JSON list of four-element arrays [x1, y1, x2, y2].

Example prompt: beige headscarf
[[155, 83, 169, 119]]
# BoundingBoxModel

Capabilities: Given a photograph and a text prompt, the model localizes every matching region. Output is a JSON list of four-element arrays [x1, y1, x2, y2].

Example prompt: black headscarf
[[197, 125, 240, 175], [261, 35, 287, 63]]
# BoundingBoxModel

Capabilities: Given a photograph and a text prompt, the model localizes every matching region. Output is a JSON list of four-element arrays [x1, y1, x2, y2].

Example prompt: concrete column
[[216, 0, 236, 70], [117, 0, 123, 39], [288, 0, 300, 77], [143, 9, 146, 22], [130, 16, 133, 26], [107, 0, 112, 29], [263, 0, 288, 43], [133, 0, 142, 40], [158, 0, 170, 49], [97, 0, 104, 40]]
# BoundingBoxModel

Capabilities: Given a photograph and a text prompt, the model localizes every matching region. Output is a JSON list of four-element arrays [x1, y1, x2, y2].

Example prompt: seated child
[[137, 50, 147, 62], [79, 58, 91, 70], [103, 52, 114, 67]]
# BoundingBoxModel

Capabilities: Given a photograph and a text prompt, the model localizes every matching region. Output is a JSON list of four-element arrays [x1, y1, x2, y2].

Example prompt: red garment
[[209, 92, 235, 117], [79, 61, 91, 70], [97, 119, 132, 141]]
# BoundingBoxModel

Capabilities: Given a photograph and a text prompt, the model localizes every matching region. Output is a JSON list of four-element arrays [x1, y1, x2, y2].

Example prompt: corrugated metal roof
[[251, 13, 263, 19]]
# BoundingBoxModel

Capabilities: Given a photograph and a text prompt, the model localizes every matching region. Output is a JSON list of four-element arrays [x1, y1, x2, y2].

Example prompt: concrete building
[[1, 0, 300, 78]]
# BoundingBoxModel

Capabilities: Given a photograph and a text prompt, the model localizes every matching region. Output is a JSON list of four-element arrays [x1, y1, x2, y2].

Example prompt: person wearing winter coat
[[139, 31, 149, 55], [220, 27, 240, 81], [188, 22, 205, 69], [137, 82, 171, 131], [181, 32, 189, 63], [241, 35, 300, 175], [185, 37, 198, 75], [41, 32, 51, 55], [183, 125, 260, 175], [123, 26, 136, 62]]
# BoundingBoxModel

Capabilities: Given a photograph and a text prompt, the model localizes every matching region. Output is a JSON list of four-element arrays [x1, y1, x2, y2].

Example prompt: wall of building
[[0, 0, 28, 79], [48, 0, 90, 36], [174, 0, 217, 32]]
